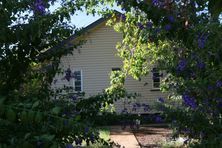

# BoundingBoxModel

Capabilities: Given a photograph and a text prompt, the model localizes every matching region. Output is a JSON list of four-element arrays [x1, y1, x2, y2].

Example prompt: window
[[73, 70, 82, 92], [152, 68, 160, 89]]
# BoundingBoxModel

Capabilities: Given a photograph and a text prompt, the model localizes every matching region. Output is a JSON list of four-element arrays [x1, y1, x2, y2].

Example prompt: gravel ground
[[133, 124, 172, 148]]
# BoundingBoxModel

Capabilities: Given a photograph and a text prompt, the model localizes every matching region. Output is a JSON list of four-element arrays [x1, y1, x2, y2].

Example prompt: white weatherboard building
[[51, 16, 167, 113]]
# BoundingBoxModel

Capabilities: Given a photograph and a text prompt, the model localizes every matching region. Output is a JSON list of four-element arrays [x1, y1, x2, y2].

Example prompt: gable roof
[[55, 17, 108, 48], [42, 10, 122, 57]]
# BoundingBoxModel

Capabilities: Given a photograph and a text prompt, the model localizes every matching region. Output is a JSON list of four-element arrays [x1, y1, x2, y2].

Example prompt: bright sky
[[50, 2, 122, 28], [69, 11, 102, 28]]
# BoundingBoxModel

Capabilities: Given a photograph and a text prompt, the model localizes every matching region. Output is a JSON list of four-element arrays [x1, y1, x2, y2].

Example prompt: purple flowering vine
[[164, 24, 172, 31], [216, 80, 222, 88], [122, 108, 128, 114], [70, 95, 77, 101], [155, 115, 163, 123], [158, 97, 165, 103], [146, 21, 153, 29], [152, 0, 159, 6], [65, 144, 74, 148], [132, 104, 137, 111], [34, 0, 46, 14], [196, 61, 205, 69], [62, 68, 75, 81], [177, 59, 187, 71], [90, 134, 95, 143], [207, 85, 214, 90], [152, 0, 164, 7], [168, 15, 175, 23], [120, 14, 126, 21], [137, 22, 144, 30], [182, 93, 197, 109], [142, 103, 150, 112], [198, 33, 208, 49]]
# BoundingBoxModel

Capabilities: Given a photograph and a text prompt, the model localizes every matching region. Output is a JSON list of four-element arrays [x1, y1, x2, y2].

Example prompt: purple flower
[[158, 97, 165, 103], [63, 68, 74, 81], [66, 144, 74, 148], [34, 0, 46, 14], [168, 15, 175, 23], [70, 95, 77, 101], [120, 14, 126, 21], [177, 59, 187, 71], [164, 24, 171, 31], [216, 80, 222, 88], [143, 105, 150, 112], [155, 115, 163, 123], [182, 94, 197, 109], [122, 108, 128, 114], [197, 61, 205, 69], [146, 21, 153, 29], [152, 0, 159, 6], [135, 103, 141, 107], [90, 134, 95, 143], [217, 101, 222, 108], [137, 23, 144, 30], [208, 85, 214, 90], [198, 33, 208, 49], [84, 127, 89, 134]]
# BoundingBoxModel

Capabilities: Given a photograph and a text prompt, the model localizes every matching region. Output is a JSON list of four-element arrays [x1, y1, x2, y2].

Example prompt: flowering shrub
[[86, 0, 222, 146]]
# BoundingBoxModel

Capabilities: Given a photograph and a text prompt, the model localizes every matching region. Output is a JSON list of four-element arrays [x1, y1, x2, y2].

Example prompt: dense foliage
[[0, 0, 111, 147], [82, 0, 222, 147], [2, 0, 222, 147]]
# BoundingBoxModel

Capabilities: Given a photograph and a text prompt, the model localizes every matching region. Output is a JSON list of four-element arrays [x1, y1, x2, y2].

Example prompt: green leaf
[[0, 96, 6, 105], [6, 108, 16, 122], [32, 101, 40, 109], [0, 104, 5, 117], [24, 133, 31, 140], [22, 142, 34, 148], [27, 111, 35, 122], [20, 111, 28, 123], [75, 115, 81, 121], [50, 142, 58, 148], [35, 112, 43, 123], [51, 107, 61, 115], [41, 134, 55, 141]]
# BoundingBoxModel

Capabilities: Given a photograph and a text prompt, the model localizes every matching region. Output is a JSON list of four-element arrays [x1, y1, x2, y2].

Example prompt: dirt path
[[110, 124, 172, 148], [110, 126, 140, 148], [133, 124, 172, 148]]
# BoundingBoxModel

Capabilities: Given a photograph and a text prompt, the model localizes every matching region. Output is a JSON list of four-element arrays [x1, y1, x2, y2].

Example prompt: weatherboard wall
[[52, 22, 167, 113]]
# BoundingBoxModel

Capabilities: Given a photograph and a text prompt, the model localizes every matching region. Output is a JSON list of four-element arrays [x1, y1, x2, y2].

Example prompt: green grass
[[98, 127, 110, 141]]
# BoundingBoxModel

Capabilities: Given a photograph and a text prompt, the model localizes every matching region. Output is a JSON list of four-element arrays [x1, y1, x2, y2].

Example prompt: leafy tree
[[0, 0, 111, 147], [81, 0, 222, 146]]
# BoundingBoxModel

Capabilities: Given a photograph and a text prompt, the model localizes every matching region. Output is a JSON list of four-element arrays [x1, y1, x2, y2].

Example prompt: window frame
[[72, 69, 83, 92], [152, 68, 161, 90]]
